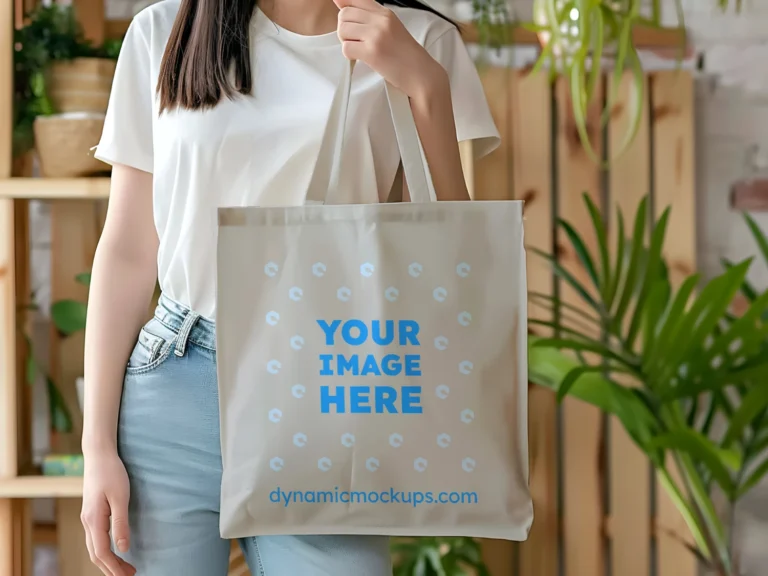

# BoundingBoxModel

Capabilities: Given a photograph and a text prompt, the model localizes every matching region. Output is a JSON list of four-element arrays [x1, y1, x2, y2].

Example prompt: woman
[[81, 0, 499, 573]]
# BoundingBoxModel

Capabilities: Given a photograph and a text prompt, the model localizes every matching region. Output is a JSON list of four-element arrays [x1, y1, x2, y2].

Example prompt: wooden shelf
[[0, 476, 83, 498], [460, 22, 686, 49], [0, 178, 110, 199]]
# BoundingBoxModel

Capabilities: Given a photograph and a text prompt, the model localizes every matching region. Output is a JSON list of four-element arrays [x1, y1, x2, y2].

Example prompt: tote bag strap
[[304, 58, 437, 205]]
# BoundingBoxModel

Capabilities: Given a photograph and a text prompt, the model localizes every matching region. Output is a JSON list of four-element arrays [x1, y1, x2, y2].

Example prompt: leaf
[[612, 17, 632, 93], [724, 384, 768, 448], [530, 39, 554, 76], [75, 272, 91, 286], [710, 361, 768, 391], [558, 218, 600, 294], [608, 45, 646, 162], [737, 457, 768, 499], [555, 363, 634, 403], [644, 273, 699, 377], [425, 549, 447, 576], [746, 434, 768, 466], [655, 261, 751, 390], [585, 6, 604, 104], [649, 430, 739, 494], [414, 554, 427, 576], [722, 258, 757, 303], [568, 56, 602, 164], [656, 468, 713, 561], [583, 193, 611, 301], [532, 337, 637, 369], [50, 299, 87, 335], [643, 279, 671, 357], [529, 342, 656, 446], [699, 286, 768, 380], [528, 291, 602, 326], [612, 197, 648, 330], [744, 212, 768, 264], [626, 207, 670, 349], [529, 318, 610, 345], [651, 0, 662, 24], [520, 22, 549, 33], [26, 355, 37, 386], [46, 376, 73, 434], [606, 208, 626, 311], [531, 248, 601, 312]]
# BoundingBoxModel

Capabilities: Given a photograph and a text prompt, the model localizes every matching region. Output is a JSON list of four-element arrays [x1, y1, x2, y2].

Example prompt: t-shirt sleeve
[[426, 27, 500, 159], [94, 16, 154, 173]]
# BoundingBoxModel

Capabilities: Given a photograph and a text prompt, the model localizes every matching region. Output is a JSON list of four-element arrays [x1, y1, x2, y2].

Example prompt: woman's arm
[[407, 69, 470, 201], [81, 164, 157, 576], [334, 0, 473, 201], [82, 164, 158, 452]]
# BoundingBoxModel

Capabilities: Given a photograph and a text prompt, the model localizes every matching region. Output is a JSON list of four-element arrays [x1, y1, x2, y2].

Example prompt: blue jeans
[[117, 294, 391, 575]]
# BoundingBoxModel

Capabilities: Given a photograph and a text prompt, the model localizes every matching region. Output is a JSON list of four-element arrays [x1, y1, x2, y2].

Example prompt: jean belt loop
[[174, 310, 201, 357]]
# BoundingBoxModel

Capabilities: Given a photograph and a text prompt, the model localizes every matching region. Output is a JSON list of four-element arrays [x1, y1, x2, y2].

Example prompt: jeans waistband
[[154, 294, 216, 354]]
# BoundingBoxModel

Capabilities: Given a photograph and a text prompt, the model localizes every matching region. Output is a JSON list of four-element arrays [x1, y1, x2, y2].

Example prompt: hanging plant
[[469, 0, 743, 163]]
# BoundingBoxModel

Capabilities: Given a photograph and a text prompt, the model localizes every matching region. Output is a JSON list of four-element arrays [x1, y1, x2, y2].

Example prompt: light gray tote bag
[[216, 59, 532, 540]]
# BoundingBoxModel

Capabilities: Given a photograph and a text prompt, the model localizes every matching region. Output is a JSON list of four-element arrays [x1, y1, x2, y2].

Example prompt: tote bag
[[216, 59, 532, 541]]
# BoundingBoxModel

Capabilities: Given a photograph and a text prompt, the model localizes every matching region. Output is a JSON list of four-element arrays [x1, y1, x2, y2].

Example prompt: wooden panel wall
[[468, 67, 697, 576], [608, 72, 652, 576], [652, 70, 697, 576], [511, 70, 557, 576]]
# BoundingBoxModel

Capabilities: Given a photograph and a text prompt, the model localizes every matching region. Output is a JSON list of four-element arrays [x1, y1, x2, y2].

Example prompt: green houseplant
[[528, 195, 768, 576], [13, 4, 122, 158], [391, 536, 490, 575], [516, 0, 742, 161]]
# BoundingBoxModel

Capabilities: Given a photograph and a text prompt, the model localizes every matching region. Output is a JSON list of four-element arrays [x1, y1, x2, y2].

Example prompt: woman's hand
[[81, 448, 136, 576], [334, 0, 447, 101]]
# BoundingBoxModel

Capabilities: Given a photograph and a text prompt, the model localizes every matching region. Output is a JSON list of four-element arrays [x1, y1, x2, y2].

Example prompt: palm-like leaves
[[528, 195, 768, 575], [391, 537, 490, 576]]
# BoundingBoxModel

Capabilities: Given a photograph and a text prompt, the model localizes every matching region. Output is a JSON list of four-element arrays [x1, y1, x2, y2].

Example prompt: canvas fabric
[[216, 59, 532, 540]]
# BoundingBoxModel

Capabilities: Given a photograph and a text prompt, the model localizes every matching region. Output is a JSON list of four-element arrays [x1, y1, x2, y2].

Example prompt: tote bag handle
[[304, 58, 437, 205]]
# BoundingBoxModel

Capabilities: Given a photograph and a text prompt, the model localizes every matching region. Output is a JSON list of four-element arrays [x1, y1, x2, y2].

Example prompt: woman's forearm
[[82, 242, 156, 454], [408, 65, 470, 201], [82, 166, 158, 456]]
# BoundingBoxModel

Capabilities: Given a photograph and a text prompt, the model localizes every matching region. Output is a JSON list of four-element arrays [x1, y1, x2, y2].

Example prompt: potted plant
[[13, 4, 122, 175], [528, 195, 768, 576]]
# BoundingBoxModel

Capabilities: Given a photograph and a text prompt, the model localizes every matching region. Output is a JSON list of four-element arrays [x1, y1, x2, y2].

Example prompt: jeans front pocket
[[126, 318, 177, 375]]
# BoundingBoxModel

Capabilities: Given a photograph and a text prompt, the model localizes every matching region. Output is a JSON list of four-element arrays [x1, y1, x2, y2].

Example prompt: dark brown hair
[[157, 0, 455, 113]]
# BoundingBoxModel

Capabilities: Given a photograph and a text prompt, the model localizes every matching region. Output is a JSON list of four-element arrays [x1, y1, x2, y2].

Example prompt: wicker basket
[[47, 58, 117, 114], [33, 114, 108, 178]]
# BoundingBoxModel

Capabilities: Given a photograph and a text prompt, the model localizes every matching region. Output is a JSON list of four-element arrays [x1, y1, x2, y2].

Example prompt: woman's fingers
[[109, 492, 131, 555], [340, 38, 369, 61], [337, 21, 368, 42], [116, 557, 137, 576], [84, 526, 112, 576], [337, 6, 373, 24], [91, 508, 129, 576]]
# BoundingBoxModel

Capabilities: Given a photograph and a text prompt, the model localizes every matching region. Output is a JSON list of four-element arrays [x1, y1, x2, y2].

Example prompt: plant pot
[[33, 113, 108, 177], [47, 57, 116, 114]]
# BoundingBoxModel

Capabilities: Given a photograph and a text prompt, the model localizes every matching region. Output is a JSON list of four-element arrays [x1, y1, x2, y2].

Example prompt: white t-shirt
[[95, 0, 500, 320]]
